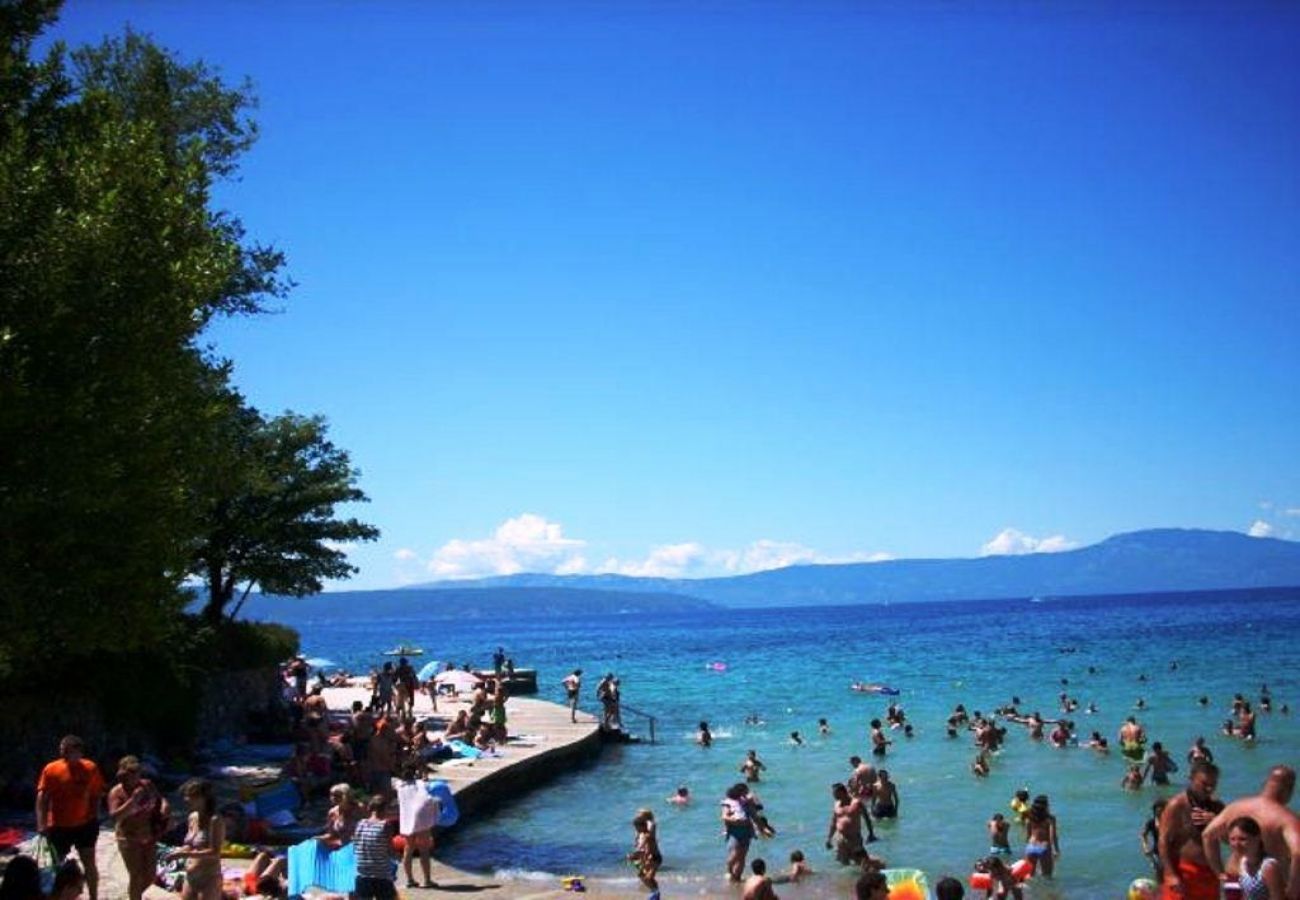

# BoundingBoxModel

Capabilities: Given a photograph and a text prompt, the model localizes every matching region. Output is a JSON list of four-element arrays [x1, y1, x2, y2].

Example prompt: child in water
[[667, 786, 690, 805], [1121, 764, 1145, 790], [988, 813, 1011, 855], [627, 809, 661, 894]]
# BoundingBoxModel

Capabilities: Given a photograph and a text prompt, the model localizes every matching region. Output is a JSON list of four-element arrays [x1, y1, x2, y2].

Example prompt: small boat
[[383, 645, 424, 657], [852, 682, 900, 696]]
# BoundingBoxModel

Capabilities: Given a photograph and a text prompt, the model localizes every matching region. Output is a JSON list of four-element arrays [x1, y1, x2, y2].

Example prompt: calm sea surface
[[270, 587, 1300, 897]]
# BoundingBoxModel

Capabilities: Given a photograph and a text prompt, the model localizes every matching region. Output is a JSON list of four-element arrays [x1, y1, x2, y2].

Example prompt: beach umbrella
[[433, 669, 482, 691], [304, 657, 335, 669], [416, 660, 442, 681]]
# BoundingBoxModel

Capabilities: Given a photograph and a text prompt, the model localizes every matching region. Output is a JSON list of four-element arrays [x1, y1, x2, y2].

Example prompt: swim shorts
[[355, 875, 397, 899], [1161, 859, 1218, 900], [47, 820, 99, 857]]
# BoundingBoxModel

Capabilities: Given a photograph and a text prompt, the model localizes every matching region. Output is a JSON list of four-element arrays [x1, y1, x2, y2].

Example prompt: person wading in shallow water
[[1158, 760, 1223, 900]]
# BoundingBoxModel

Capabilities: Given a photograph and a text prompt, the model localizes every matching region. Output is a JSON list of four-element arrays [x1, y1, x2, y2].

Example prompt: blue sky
[[47, 2, 1300, 588]]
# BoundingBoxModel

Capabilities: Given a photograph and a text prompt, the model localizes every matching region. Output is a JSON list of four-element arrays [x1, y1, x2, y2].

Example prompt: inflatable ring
[[970, 858, 1032, 889]]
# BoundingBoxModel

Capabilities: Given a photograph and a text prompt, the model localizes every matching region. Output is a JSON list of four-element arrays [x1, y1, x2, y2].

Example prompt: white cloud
[[980, 528, 1078, 557], [1283, 508, 1300, 518], [426, 513, 587, 580], [412, 513, 892, 580], [1248, 520, 1275, 538]]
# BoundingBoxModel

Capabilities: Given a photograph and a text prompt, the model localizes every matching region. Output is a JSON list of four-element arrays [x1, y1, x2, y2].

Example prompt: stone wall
[[0, 666, 286, 808]]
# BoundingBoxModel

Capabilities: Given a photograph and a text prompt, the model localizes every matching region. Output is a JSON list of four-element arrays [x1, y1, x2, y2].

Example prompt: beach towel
[[286, 838, 357, 896], [427, 780, 459, 828], [447, 739, 483, 759]]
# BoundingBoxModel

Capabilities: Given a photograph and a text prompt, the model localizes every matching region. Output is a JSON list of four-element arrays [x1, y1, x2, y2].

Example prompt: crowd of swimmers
[[641, 675, 1299, 899]]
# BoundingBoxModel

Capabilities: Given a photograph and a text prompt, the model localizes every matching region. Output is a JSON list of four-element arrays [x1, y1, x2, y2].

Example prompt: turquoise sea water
[[277, 587, 1300, 897]]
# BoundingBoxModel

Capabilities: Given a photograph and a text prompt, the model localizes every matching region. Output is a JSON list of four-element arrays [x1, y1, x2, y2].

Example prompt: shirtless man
[[1120, 715, 1146, 749], [742, 858, 780, 900], [740, 750, 767, 783], [1201, 765, 1300, 898], [1144, 742, 1179, 786], [825, 784, 883, 869], [845, 759, 878, 841], [1158, 760, 1223, 900]]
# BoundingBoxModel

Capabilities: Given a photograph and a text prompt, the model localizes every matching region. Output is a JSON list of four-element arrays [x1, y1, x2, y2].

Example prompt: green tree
[[190, 402, 380, 624], [0, 12, 287, 679]]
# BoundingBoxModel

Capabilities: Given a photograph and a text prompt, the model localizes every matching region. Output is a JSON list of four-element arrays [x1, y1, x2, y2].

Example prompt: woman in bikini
[[107, 756, 169, 900], [1022, 794, 1060, 878], [167, 779, 224, 900]]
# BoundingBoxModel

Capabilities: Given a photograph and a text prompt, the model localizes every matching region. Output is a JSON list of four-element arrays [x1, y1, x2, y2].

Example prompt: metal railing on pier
[[618, 703, 657, 744]]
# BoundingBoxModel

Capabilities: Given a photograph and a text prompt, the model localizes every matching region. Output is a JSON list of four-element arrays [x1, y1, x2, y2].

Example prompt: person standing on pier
[[563, 669, 583, 723]]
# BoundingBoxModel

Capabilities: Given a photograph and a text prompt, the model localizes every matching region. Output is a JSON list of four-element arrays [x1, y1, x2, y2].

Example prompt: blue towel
[[426, 780, 459, 827], [285, 839, 357, 897], [447, 739, 483, 759]]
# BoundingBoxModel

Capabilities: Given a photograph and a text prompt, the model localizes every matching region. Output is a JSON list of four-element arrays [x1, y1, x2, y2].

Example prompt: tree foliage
[[0, 7, 373, 686], [190, 402, 380, 624]]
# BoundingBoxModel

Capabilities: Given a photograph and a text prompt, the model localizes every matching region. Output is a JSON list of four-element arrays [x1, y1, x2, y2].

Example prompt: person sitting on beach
[[1144, 742, 1178, 786], [1022, 794, 1060, 878], [741, 749, 767, 782], [48, 860, 86, 900], [988, 813, 1012, 855], [318, 784, 361, 848], [1157, 760, 1223, 900], [442, 710, 469, 742], [743, 858, 780, 900], [0, 854, 43, 900], [369, 719, 399, 799], [1141, 799, 1168, 880], [1122, 764, 1146, 791], [697, 721, 713, 747], [1200, 765, 1300, 894], [667, 786, 690, 805], [825, 783, 882, 868], [238, 852, 288, 899], [627, 808, 661, 895], [352, 795, 396, 900]]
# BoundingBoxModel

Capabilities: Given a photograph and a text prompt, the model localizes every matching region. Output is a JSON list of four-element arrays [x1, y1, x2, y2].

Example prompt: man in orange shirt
[[36, 735, 106, 900]]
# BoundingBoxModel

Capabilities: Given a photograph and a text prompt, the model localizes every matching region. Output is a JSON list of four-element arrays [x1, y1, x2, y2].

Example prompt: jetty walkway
[[89, 684, 644, 898]]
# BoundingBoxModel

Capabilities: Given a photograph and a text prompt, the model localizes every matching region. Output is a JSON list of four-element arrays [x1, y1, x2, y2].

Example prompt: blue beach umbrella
[[416, 660, 442, 681]]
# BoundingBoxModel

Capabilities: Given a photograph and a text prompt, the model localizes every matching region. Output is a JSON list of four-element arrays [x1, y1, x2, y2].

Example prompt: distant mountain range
[[396, 528, 1300, 608], [244, 586, 716, 622]]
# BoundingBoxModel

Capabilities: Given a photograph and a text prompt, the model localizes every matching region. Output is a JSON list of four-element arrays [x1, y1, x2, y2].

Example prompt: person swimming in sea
[[741, 750, 767, 783], [1122, 764, 1145, 791], [789, 731, 804, 747], [817, 718, 831, 736], [869, 720, 890, 757], [697, 721, 713, 747], [667, 786, 690, 805]]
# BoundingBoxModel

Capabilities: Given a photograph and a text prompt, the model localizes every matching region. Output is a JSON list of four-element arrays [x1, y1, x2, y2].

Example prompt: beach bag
[[32, 834, 61, 893]]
